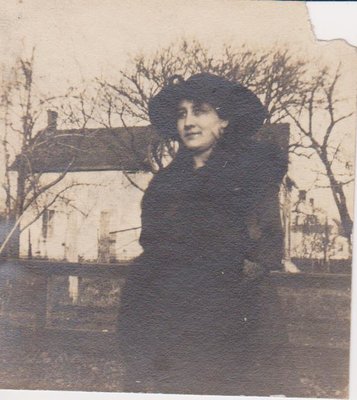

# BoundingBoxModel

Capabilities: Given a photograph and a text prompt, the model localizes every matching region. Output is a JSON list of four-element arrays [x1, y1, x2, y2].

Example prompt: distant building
[[289, 189, 351, 262]]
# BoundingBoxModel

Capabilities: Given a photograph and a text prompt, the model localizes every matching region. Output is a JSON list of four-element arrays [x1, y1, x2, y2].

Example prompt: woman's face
[[176, 100, 228, 153]]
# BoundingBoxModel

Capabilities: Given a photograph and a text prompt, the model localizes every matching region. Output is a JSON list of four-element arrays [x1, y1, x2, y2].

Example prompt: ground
[[0, 325, 349, 398], [0, 263, 351, 397]]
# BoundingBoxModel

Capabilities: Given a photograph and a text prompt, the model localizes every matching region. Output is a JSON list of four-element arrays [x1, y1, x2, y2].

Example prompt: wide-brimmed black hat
[[148, 73, 267, 139]]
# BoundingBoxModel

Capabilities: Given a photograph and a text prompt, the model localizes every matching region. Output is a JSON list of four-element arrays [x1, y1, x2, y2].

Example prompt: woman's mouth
[[185, 131, 201, 138]]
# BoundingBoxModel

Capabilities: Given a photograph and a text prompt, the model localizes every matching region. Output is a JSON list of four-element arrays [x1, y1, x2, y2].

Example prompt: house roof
[[11, 126, 161, 173], [10, 123, 290, 173]]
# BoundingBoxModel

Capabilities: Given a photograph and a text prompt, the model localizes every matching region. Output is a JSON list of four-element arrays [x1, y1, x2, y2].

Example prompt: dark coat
[[140, 140, 286, 271], [117, 140, 289, 394]]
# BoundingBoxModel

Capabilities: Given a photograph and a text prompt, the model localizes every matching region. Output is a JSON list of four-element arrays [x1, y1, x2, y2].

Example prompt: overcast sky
[[0, 2, 355, 98], [0, 0, 324, 92]]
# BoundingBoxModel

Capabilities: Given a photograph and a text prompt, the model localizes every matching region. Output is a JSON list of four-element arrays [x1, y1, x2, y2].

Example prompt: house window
[[42, 209, 55, 239], [98, 210, 117, 263]]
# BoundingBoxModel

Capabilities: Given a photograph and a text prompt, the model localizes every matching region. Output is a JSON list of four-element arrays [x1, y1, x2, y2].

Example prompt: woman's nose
[[184, 112, 195, 128]]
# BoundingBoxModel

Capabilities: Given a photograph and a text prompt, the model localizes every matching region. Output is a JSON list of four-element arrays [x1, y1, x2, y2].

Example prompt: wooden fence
[[0, 259, 352, 350]]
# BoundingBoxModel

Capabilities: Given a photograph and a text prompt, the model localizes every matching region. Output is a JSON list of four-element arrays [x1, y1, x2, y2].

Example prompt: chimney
[[298, 190, 306, 202], [47, 110, 58, 131]]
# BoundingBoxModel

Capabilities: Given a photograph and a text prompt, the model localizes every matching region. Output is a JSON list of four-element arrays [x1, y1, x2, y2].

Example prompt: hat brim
[[148, 73, 267, 139]]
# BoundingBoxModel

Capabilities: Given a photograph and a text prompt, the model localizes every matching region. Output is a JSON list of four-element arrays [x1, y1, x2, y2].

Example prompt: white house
[[20, 170, 151, 262], [11, 113, 159, 263]]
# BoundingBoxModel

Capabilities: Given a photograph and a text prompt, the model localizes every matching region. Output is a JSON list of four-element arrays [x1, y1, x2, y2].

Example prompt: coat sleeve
[[139, 175, 162, 252], [244, 143, 287, 272], [138, 171, 175, 259]]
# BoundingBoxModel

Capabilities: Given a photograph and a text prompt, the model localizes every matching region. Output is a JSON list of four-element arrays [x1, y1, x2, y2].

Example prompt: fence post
[[35, 272, 49, 330]]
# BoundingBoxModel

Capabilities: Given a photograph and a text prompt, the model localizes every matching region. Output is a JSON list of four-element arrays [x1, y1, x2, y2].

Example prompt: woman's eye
[[193, 105, 210, 115], [177, 105, 210, 119], [177, 110, 186, 119]]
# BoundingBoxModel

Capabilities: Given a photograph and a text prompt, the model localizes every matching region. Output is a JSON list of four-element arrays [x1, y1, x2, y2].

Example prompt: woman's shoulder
[[241, 140, 285, 163], [245, 141, 288, 186], [219, 140, 287, 186], [144, 156, 184, 196], [150, 159, 181, 182]]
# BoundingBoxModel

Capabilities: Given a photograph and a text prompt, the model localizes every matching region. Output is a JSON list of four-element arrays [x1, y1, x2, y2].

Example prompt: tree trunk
[[6, 221, 20, 258], [2, 166, 27, 258], [322, 155, 353, 241]]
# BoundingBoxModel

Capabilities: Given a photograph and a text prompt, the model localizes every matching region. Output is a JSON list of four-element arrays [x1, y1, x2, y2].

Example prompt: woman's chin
[[184, 143, 212, 153], [185, 145, 202, 152]]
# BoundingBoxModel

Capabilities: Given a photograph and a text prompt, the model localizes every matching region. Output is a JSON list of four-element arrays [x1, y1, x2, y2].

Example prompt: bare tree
[[0, 52, 91, 256], [285, 67, 354, 241], [107, 41, 308, 121]]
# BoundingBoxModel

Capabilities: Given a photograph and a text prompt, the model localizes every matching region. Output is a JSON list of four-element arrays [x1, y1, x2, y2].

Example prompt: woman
[[117, 73, 292, 395]]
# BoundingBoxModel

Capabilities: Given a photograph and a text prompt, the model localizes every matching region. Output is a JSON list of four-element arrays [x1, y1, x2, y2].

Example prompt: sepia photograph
[[0, 1, 356, 399]]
